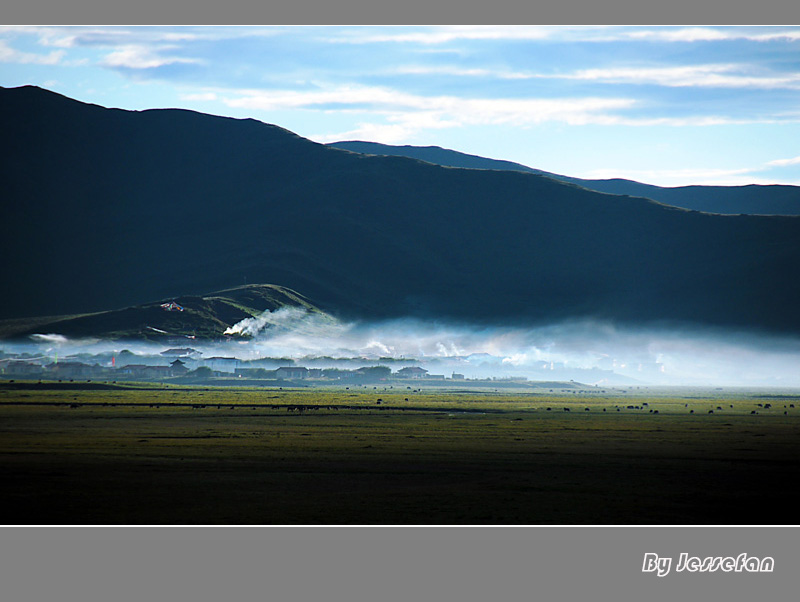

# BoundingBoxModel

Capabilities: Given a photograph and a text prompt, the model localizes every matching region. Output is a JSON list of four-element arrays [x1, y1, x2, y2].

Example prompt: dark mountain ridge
[[329, 140, 800, 216], [2, 85, 800, 335]]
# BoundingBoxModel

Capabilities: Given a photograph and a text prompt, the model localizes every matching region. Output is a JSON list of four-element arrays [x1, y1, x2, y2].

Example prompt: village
[[0, 347, 474, 385], [0, 340, 650, 386]]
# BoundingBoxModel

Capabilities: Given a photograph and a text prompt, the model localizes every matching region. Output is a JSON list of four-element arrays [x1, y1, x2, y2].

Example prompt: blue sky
[[3, 25, 800, 186]]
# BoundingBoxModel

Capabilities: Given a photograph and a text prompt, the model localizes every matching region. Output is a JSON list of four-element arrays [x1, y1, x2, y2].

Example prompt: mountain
[[328, 141, 800, 216], [3, 85, 800, 336], [0, 284, 326, 341]]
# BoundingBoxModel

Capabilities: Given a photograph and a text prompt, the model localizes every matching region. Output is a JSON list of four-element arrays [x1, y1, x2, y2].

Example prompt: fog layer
[[3, 308, 800, 387]]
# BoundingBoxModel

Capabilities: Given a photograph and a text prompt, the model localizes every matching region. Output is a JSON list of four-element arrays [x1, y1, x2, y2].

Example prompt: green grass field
[[2, 381, 799, 524]]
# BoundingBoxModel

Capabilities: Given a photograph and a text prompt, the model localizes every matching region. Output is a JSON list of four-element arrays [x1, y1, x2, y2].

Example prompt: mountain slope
[[0, 284, 325, 341], [3, 85, 800, 335], [329, 140, 800, 215]]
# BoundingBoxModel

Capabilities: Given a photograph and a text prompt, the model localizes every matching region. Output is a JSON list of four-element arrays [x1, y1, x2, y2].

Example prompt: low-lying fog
[[4, 308, 800, 387]]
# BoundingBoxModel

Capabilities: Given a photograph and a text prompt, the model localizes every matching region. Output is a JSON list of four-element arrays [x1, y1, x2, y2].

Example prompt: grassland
[[2, 381, 799, 524]]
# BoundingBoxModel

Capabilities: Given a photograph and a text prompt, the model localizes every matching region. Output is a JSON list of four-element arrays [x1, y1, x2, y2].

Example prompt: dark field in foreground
[[2, 383, 800, 524]]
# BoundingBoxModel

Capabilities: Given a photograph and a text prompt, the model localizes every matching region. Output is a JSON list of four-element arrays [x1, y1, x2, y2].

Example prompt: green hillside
[[0, 284, 326, 341]]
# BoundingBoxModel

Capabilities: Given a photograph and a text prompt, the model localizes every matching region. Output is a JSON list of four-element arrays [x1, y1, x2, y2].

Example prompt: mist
[[3, 307, 800, 387]]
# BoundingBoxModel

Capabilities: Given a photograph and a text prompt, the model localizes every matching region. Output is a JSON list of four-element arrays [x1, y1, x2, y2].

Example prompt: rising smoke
[[3, 308, 800, 387]]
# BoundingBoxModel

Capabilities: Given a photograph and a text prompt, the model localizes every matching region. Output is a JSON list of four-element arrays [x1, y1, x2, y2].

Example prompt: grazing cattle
[[653, 410, 659, 414], [751, 410, 757, 414], [690, 410, 694, 414], [764, 403, 772, 409], [585, 408, 590, 412], [563, 408, 570, 412], [546, 407, 551, 411], [708, 410, 714, 414]]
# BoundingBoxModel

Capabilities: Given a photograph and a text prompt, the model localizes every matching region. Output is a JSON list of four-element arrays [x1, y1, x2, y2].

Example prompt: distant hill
[[329, 141, 800, 215], [0, 284, 325, 341], [2, 85, 800, 336]]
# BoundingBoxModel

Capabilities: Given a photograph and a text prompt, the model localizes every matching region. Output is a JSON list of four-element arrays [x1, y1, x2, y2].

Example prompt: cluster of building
[[0, 358, 190, 380], [0, 354, 449, 383], [229, 365, 446, 381]]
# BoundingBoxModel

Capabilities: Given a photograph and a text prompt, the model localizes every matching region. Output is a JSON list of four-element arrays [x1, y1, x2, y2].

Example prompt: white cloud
[[394, 65, 532, 80], [625, 27, 800, 43], [221, 82, 794, 142], [0, 40, 65, 65], [394, 62, 800, 90], [0, 26, 205, 50], [563, 63, 800, 90], [749, 30, 800, 42], [328, 26, 800, 46], [625, 28, 733, 43], [328, 25, 556, 45], [224, 85, 423, 111], [0, 26, 77, 48], [453, 96, 636, 126], [101, 45, 201, 69], [314, 111, 462, 144], [396, 65, 496, 77], [767, 155, 800, 167], [222, 85, 636, 130]]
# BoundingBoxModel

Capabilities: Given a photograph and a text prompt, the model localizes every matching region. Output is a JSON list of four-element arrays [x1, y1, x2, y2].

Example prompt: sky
[[3, 25, 800, 186]]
